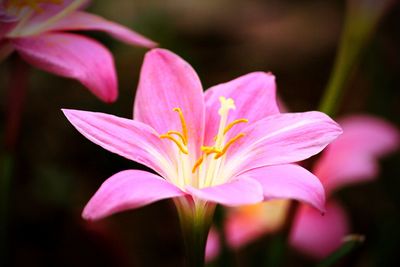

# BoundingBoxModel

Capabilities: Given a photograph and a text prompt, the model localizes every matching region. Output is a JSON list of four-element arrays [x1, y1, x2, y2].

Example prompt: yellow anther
[[214, 133, 245, 159], [160, 134, 188, 154], [192, 156, 204, 173], [223, 118, 248, 135], [201, 146, 222, 155], [173, 107, 188, 145], [167, 131, 186, 145]]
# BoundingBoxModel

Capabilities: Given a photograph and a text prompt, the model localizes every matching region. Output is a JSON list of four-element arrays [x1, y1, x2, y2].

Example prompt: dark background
[[0, 0, 399, 266]]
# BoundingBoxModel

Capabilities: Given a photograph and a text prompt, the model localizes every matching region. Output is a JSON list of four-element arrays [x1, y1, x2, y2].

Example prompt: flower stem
[[214, 206, 235, 267], [175, 198, 215, 267], [265, 201, 299, 267], [319, 0, 392, 116], [317, 234, 365, 267], [1, 57, 30, 265]]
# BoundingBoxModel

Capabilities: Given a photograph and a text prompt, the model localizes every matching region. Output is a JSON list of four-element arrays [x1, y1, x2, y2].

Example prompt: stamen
[[160, 134, 188, 154], [192, 146, 223, 173], [192, 156, 203, 173], [201, 146, 222, 155], [167, 131, 186, 145], [214, 133, 245, 159], [173, 107, 188, 145], [223, 118, 249, 135]]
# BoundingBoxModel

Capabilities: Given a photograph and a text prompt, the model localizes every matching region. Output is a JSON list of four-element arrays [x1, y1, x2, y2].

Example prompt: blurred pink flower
[[206, 115, 399, 260], [62, 48, 341, 221], [0, 0, 156, 102], [205, 228, 220, 262], [291, 115, 399, 258]]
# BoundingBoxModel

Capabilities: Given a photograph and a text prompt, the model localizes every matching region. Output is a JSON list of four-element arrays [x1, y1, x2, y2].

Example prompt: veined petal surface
[[225, 111, 342, 175], [134, 49, 205, 156], [186, 178, 263, 206], [83, 170, 185, 221], [63, 109, 174, 178], [203, 72, 279, 145], [241, 164, 326, 212]]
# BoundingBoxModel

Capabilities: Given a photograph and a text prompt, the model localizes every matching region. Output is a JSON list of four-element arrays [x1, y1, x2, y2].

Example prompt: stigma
[[192, 97, 247, 173]]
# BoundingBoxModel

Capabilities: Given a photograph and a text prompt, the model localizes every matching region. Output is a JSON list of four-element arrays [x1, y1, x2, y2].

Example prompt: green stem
[[214, 206, 235, 267], [0, 154, 13, 266], [316, 235, 365, 267], [1, 57, 30, 266], [319, 0, 391, 116], [4, 58, 30, 152], [265, 201, 299, 267], [175, 198, 215, 267]]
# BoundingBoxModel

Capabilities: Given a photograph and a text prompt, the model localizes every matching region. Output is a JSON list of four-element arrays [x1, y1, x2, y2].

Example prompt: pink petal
[[226, 111, 342, 175], [203, 72, 279, 146], [13, 32, 117, 102], [9, 0, 88, 36], [186, 178, 263, 206], [242, 164, 326, 212], [134, 49, 205, 156], [225, 211, 268, 249], [82, 170, 185, 221], [62, 109, 174, 178], [225, 200, 289, 249], [314, 115, 400, 194], [205, 227, 220, 262], [47, 11, 156, 47], [290, 200, 349, 259]]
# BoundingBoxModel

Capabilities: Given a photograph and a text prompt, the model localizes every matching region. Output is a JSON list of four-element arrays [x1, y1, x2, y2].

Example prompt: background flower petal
[[290, 200, 349, 259], [314, 115, 400, 194], [242, 164, 326, 212], [134, 48, 205, 156], [62, 109, 174, 178], [186, 178, 263, 206], [225, 111, 342, 175], [82, 170, 185, 221], [13, 32, 117, 102], [203, 72, 279, 146], [225, 200, 290, 250], [205, 227, 220, 262], [8, 0, 88, 36], [47, 11, 156, 48]]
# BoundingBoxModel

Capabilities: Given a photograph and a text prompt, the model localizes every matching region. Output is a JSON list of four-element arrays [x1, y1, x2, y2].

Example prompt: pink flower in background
[[206, 115, 399, 260], [62, 48, 341, 221], [291, 115, 399, 258], [0, 0, 156, 102]]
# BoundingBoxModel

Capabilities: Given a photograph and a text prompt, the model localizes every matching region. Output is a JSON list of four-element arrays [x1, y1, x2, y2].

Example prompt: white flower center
[[160, 97, 248, 189]]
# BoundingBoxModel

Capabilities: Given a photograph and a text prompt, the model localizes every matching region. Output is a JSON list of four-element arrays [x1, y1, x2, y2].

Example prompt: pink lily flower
[[62, 48, 341, 226], [206, 115, 399, 260], [0, 0, 156, 102]]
